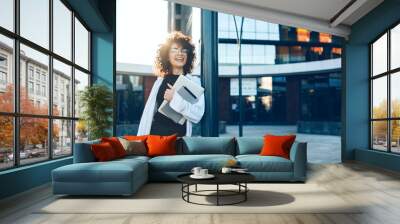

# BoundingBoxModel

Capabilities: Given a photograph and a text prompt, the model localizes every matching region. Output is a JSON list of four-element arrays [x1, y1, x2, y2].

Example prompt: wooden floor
[[1, 162, 400, 224]]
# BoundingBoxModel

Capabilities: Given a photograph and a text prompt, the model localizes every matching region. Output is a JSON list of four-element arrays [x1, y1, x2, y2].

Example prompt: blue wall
[[0, 0, 116, 200], [344, 0, 400, 171], [0, 158, 72, 199], [92, 32, 114, 87], [91, 0, 116, 135]]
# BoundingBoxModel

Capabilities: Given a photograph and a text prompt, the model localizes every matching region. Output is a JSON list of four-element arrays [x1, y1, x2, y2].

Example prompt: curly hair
[[154, 31, 196, 77]]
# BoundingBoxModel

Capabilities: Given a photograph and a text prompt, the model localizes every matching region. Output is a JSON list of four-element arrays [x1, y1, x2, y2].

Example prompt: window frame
[[369, 20, 400, 154], [0, 0, 92, 171]]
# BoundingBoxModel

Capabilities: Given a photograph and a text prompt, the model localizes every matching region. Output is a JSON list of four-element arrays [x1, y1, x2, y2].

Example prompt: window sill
[[0, 156, 72, 176]]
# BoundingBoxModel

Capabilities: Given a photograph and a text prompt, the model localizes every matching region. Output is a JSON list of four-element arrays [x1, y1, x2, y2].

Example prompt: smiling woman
[[137, 32, 205, 137], [116, 1, 202, 136]]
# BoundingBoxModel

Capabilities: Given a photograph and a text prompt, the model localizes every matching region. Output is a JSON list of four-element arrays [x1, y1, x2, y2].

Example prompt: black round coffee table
[[177, 173, 255, 206]]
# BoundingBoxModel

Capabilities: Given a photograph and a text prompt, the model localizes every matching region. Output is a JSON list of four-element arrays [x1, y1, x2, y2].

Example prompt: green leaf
[[79, 84, 113, 140]]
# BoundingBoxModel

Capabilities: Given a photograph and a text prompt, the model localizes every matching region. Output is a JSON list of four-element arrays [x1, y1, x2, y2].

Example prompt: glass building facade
[[217, 13, 343, 136], [116, 3, 343, 137]]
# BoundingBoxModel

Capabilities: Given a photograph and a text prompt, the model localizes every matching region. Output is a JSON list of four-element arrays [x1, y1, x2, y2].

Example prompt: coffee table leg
[[216, 184, 219, 206], [187, 184, 190, 202], [245, 183, 247, 201], [195, 184, 198, 192]]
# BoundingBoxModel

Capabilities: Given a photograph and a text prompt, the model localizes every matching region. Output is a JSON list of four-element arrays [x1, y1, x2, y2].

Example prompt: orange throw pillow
[[91, 142, 117, 162], [124, 135, 148, 141], [260, 135, 296, 159], [146, 134, 177, 157], [101, 137, 127, 158]]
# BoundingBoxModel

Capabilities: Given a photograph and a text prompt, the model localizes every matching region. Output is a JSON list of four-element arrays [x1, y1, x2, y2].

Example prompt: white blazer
[[137, 74, 205, 136]]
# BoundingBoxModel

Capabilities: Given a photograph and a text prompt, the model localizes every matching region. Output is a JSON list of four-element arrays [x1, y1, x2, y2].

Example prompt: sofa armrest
[[289, 142, 307, 181], [73, 140, 100, 163]]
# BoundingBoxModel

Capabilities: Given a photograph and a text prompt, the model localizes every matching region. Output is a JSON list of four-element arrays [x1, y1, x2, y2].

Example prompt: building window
[[370, 23, 400, 153], [42, 85, 46, 97], [28, 81, 34, 94], [0, 0, 91, 170], [319, 33, 332, 43], [297, 28, 310, 42], [28, 67, 34, 80], [36, 83, 40, 95], [41, 73, 46, 82], [35, 70, 41, 81], [0, 71, 6, 85], [0, 55, 7, 67]]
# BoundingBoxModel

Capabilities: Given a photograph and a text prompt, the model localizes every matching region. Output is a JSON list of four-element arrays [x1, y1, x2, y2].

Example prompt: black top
[[150, 74, 187, 136], [177, 173, 255, 185]]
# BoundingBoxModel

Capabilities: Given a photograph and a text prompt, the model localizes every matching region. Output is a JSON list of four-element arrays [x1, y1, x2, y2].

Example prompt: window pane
[[372, 76, 387, 119], [53, 59, 72, 117], [20, 44, 49, 115], [53, 119, 72, 157], [116, 74, 144, 136], [372, 33, 387, 76], [74, 69, 89, 118], [20, 0, 49, 49], [372, 121, 387, 151], [0, 116, 13, 170], [391, 120, 400, 153], [0, 0, 14, 31], [20, 117, 49, 165], [219, 78, 239, 137], [391, 24, 400, 70], [75, 120, 88, 143], [0, 34, 14, 112], [53, 0, 72, 60], [75, 18, 89, 70], [391, 72, 400, 118]]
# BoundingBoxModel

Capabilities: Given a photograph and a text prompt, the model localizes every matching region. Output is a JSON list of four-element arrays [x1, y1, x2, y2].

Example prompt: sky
[[116, 0, 169, 65], [116, 0, 201, 67]]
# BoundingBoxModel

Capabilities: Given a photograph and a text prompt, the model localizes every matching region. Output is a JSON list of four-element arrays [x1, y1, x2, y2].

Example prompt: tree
[[79, 84, 113, 140], [372, 99, 400, 144], [0, 84, 59, 151], [0, 85, 14, 150]]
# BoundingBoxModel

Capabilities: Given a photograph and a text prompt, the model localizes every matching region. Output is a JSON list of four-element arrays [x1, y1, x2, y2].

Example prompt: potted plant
[[79, 84, 113, 140]]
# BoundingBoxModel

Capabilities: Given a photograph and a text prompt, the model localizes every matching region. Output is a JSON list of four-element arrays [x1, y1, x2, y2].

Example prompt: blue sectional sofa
[[52, 137, 307, 196]]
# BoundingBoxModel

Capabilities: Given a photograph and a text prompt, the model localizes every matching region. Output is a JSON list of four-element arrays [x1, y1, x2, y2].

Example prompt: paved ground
[[220, 125, 341, 164]]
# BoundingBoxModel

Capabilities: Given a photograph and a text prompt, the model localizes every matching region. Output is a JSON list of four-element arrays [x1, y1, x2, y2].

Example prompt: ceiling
[[167, 0, 384, 38]]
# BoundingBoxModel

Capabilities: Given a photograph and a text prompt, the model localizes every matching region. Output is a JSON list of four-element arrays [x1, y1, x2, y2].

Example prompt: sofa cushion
[[149, 154, 235, 172], [118, 138, 147, 156], [181, 137, 235, 155], [147, 134, 177, 157], [91, 142, 118, 162], [236, 155, 293, 172], [101, 137, 127, 158], [124, 135, 148, 141], [260, 135, 296, 159], [53, 157, 148, 183], [236, 137, 263, 155]]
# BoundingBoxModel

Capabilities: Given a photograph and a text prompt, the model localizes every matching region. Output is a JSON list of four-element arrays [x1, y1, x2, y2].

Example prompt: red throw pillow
[[124, 135, 148, 142], [260, 135, 296, 159], [146, 134, 177, 157], [101, 137, 127, 158], [91, 142, 117, 162]]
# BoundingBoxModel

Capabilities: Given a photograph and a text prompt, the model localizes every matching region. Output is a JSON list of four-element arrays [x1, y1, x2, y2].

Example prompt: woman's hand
[[164, 83, 175, 102]]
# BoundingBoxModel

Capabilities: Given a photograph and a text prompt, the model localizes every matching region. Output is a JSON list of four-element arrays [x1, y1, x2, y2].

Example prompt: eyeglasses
[[170, 48, 188, 54]]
